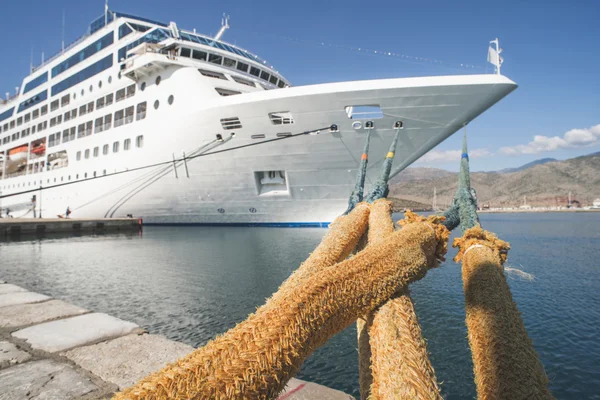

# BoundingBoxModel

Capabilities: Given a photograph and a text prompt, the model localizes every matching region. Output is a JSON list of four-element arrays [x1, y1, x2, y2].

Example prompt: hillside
[[389, 153, 600, 208]]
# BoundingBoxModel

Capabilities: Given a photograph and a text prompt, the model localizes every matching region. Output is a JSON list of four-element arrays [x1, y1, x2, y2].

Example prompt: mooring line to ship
[[0, 126, 332, 202], [102, 137, 228, 218]]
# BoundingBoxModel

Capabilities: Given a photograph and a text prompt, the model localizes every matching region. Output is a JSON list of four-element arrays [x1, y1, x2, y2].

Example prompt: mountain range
[[388, 152, 600, 208]]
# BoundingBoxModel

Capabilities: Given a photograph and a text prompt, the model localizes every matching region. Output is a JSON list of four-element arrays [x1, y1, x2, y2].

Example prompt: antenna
[[61, 9, 66, 53], [213, 13, 230, 41], [105, 0, 109, 26]]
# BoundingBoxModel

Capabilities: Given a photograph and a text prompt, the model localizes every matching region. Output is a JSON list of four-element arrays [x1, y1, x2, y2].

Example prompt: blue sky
[[2, 0, 598, 171]]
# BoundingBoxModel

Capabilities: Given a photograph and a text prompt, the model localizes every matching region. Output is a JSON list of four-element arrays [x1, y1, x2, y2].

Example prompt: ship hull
[[0, 71, 516, 224]]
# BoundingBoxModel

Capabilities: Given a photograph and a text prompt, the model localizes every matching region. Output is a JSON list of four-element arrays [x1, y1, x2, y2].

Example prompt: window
[[62, 128, 72, 143], [97, 96, 105, 110], [89, 85, 93, 93], [209, 54, 223, 65], [24, 113, 31, 123], [61, 94, 70, 107], [236, 62, 249, 73], [64, 111, 71, 122], [76, 151, 81, 161], [124, 138, 131, 150], [50, 100, 59, 111], [192, 50, 207, 61], [260, 70, 270, 81], [77, 123, 85, 138], [232, 76, 255, 87], [223, 58, 236, 68], [113, 141, 119, 152], [278, 80, 286, 88], [126, 84, 136, 98], [124, 106, 134, 124], [50, 117, 58, 127], [215, 88, 241, 96], [269, 111, 295, 125], [140, 82, 146, 91], [93, 147, 99, 157], [155, 76, 162, 86], [168, 95, 174, 105], [94, 117, 104, 133], [85, 120, 93, 136], [23, 72, 48, 94], [51, 55, 113, 96], [269, 75, 278, 85], [32, 125, 36, 134], [114, 110, 124, 127], [87, 102, 94, 114], [136, 102, 147, 120], [251, 134, 266, 139], [17, 117, 23, 126], [103, 114, 112, 131], [103, 144, 109, 155], [52, 32, 113, 77], [84, 149, 90, 159], [154, 100, 159, 109], [10, 120, 15, 129], [106, 93, 114, 106], [116, 88, 125, 102], [249, 66, 260, 77], [136, 135, 144, 148], [180, 47, 191, 57], [198, 69, 227, 80], [80, 105, 87, 116], [22, 128, 30, 137], [41, 105, 48, 115]]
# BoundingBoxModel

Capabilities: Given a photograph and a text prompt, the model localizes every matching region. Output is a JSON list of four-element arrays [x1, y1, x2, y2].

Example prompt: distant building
[[593, 199, 600, 209]]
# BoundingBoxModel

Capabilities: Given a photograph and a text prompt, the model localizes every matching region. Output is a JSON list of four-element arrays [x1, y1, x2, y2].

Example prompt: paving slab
[[64, 333, 194, 390], [0, 299, 88, 328], [0, 284, 28, 294], [12, 313, 139, 353], [0, 341, 31, 370], [278, 378, 355, 400], [0, 359, 98, 400], [0, 292, 51, 308]]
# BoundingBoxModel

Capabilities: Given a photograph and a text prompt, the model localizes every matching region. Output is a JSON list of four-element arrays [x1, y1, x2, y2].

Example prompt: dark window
[[106, 93, 114, 106], [136, 102, 147, 120], [51, 55, 113, 96], [208, 54, 222, 65], [278, 80, 286, 88], [124, 106, 134, 124], [236, 62, 249, 73], [180, 48, 191, 57], [23, 72, 48, 94], [198, 69, 227, 80], [97, 97, 105, 109], [116, 88, 126, 102], [250, 66, 260, 77], [260, 70, 270, 81], [192, 50, 207, 61], [232, 76, 255, 87], [103, 144, 109, 155], [115, 110, 124, 127], [269, 75, 278, 85], [223, 58, 236, 68], [136, 135, 144, 148], [124, 138, 131, 150], [215, 88, 241, 96], [52, 32, 114, 77], [61, 94, 70, 107]]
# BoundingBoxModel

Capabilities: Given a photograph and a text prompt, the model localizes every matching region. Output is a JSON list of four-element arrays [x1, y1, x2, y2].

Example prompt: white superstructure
[[0, 11, 516, 226]]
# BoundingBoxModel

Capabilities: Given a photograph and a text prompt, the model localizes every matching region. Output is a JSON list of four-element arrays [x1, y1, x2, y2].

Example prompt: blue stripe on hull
[[143, 221, 331, 228]]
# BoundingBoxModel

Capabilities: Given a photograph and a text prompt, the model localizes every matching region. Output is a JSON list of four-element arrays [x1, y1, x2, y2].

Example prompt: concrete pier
[[0, 217, 142, 238], [0, 281, 354, 400]]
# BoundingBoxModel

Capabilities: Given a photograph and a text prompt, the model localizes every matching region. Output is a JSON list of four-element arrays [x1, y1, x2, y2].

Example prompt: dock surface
[[0, 217, 141, 238], [0, 280, 353, 400]]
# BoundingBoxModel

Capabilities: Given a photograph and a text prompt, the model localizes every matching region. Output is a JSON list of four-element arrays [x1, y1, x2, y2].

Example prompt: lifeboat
[[31, 142, 46, 155]]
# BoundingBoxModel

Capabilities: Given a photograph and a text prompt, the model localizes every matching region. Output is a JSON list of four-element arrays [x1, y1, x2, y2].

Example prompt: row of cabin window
[[1, 84, 137, 145], [76, 135, 144, 160], [179, 47, 287, 89], [47, 102, 147, 148]]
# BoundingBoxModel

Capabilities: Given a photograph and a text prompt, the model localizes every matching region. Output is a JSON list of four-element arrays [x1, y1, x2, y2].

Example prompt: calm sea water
[[1, 212, 599, 399]]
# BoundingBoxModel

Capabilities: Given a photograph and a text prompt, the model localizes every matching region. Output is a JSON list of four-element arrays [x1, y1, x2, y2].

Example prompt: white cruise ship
[[0, 10, 516, 226]]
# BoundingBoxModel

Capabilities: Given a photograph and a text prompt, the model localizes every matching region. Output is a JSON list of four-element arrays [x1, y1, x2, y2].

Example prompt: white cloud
[[500, 124, 600, 155], [415, 148, 491, 164]]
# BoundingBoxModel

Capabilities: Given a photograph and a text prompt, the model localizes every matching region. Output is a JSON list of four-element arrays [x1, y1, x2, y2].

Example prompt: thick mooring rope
[[361, 202, 442, 400], [114, 214, 449, 400], [454, 227, 553, 400]]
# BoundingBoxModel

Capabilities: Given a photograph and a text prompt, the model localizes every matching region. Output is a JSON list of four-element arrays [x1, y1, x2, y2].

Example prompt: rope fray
[[453, 225, 510, 265], [397, 210, 450, 263]]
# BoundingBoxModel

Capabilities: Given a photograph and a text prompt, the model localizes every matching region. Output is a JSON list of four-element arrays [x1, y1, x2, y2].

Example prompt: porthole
[[154, 100, 159, 109], [155, 76, 161, 86], [218, 208, 225, 214], [73, 92, 77, 100], [89, 85, 93, 93], [81, 89, 84, 96], [108, 76, 112, 84], [141, 82, 146, 91], [98, 81, 103, 89], [249, 207, 257, 213], [118, 71, 122, 79], [168, 95, 174, 105]]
